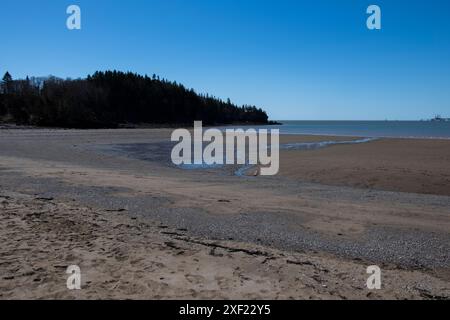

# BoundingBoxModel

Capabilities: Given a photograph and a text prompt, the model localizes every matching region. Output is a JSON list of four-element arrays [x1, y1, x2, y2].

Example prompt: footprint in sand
[[185, 274, 204, 284]]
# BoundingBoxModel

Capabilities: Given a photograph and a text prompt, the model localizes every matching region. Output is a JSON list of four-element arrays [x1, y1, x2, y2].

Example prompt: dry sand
[[1, 191, 448, 300], [0, 128, 449, 299]]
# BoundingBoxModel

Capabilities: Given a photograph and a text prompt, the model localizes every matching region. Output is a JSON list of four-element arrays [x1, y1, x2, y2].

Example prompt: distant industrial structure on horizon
[[429, 115, 450, 122]]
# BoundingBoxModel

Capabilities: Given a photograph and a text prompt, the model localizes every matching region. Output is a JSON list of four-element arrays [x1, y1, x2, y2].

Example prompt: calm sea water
[[227, 121, 450, 139]]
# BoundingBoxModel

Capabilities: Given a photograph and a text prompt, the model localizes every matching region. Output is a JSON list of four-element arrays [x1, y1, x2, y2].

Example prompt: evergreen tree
[[2, 71, 13, 94]]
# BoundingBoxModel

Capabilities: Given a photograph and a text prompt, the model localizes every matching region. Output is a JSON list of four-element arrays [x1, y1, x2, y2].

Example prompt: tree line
[[0, 70, 270, 128]]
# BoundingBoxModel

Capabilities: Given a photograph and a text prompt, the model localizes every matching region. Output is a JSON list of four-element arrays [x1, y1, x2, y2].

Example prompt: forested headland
[[0, 71, 271, 128]]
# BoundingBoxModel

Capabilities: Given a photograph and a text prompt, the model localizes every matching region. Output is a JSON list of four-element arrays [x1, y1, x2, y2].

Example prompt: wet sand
[[279, 137, 450, 196], [0, 128, 449, 299]]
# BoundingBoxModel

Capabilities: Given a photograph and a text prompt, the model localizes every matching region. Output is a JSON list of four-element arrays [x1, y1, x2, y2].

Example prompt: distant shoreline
[[0, 121, 281, 131], [3, 121, 450, 140]]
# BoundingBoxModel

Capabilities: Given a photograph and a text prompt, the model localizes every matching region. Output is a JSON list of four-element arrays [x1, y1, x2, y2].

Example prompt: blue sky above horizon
[[1, 0, 449, 120]]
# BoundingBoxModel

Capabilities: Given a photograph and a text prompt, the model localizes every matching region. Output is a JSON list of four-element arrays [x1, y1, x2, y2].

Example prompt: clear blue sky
[[1, 0, 449, 120]]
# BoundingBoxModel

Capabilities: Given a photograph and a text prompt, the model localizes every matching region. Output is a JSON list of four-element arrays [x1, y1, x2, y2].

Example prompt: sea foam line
[[280, 137, 378, 151]]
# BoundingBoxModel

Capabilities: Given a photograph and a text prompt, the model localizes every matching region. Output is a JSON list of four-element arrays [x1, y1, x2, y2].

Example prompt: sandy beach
[[0, 128, 449, 299], [279, 136, 450, 196]]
